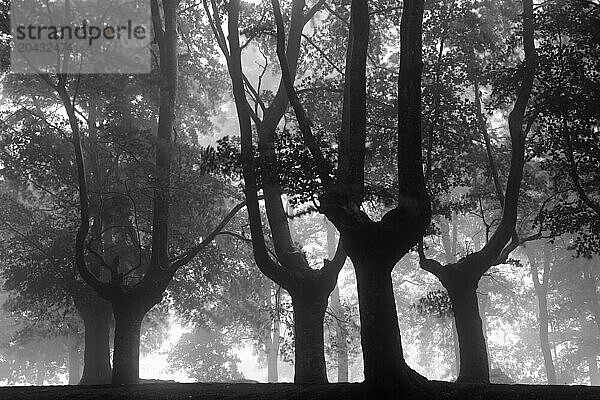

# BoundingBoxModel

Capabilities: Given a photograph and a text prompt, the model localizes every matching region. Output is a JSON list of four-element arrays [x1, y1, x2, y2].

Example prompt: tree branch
[[272, 0, 334, 184], [476, 0, 537, 275]]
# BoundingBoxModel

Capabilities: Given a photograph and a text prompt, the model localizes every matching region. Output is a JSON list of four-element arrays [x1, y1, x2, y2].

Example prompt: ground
[[1, 382, 599, 400]]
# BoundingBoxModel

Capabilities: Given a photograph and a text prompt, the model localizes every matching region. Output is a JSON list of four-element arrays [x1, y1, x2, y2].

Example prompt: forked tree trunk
[[445, 276, 490, 383], [291, 294, 329, 384], [112, 304, 146, 385], [77, 297, 112, 385]]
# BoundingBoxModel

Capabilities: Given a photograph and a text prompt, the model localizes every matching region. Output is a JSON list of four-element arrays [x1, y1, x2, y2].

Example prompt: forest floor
[[1, 381, 600, 400]]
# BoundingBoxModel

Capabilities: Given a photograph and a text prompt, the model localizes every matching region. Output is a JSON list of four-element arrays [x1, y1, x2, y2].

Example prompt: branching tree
[[270, 0, 431, 394], [418, 0, 537, 383], [209, 0, 347, 384]]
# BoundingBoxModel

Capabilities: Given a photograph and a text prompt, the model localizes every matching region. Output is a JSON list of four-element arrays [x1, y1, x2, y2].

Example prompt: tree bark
[[352, 259, 424, 396], [445, 276, 490, 384], [291, 295, 329, 384], [76, 296, 112, 385], [68, 334, 82, 385], [111, 304, 146, 385]]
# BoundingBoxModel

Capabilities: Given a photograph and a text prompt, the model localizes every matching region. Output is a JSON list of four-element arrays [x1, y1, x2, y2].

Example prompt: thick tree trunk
[[446, 278, 490, 383], [112, 305, 145, 385], [291, 295, 328, 384], [353, 261, 421, 395], [77, 297, 112, 385], [68, 335, 82, 385]]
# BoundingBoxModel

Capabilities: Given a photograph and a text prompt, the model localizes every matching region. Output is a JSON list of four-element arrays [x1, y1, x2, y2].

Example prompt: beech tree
[[268, 0, 431, 394], [207, 0, 347, 383], [524, 242, 557, 384], [418, 0, 536, 383], [45, 1, 236, 383], [0, 95, 114, 384]]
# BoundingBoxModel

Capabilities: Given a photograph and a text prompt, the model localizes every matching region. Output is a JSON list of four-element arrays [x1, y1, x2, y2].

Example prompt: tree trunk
[[266, 338, 279, 383], [536, 287, 557, 384], [36, 359, 46, 386], [77, 297, 112, 385], [446, 278, 490, 383], [291, 295, 328, 384], [112, 305, 145, 385], [528, 247, 557, 385], [354, 261, 420, 395], [325, 217, 348, 382], [267, 286, 280, 383], [589, 353, 600, 386], [68, 335, 82, 385], [331, 284, 349, 382], [583, 261, 600, 337]]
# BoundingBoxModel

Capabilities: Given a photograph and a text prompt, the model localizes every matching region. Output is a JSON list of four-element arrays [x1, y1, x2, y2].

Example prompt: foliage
[[167, 327, 243, 382]]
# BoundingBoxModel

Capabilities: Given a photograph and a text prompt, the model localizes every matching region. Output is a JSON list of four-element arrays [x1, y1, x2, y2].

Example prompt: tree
[[418, 0, 536, 383], [531, 0, 600, 257], [167, 224, 292, 383], [524, 241, 557, 384], [61, 1, 232, 383], [0, 180, 112, 384], [168, 327, 243, 382], [208, 0, 347, 384], [272, 0, 431, 394]]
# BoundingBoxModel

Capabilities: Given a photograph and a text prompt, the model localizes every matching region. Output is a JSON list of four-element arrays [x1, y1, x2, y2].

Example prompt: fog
[[0, 0, 599, 398]]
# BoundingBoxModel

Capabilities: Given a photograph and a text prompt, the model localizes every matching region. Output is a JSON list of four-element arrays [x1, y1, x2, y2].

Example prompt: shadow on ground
[[1, 382, 599, 399]]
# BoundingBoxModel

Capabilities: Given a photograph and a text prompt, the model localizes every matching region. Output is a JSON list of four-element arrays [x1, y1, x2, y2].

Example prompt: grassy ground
[[1, 382, 599, 400]]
